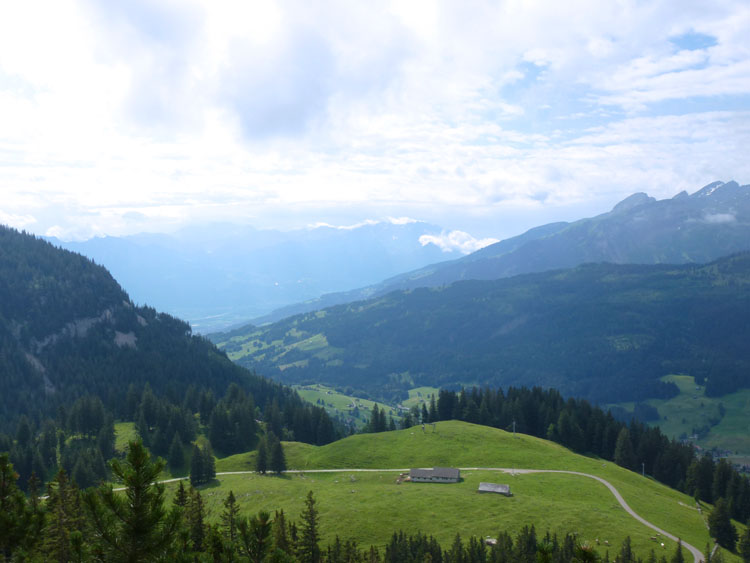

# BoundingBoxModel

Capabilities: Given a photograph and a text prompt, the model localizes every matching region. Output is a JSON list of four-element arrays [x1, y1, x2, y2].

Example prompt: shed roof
[[478, 482, 511, 494], [410, 467, 460, 479]]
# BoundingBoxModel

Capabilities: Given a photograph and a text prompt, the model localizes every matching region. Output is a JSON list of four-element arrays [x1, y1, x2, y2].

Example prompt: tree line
[[0, 379, 337, 493]]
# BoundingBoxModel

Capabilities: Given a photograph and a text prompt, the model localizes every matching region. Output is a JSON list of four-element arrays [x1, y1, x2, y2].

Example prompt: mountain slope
[[250, 181, 750, 325], [0, 225, 287, 431], [214, 253, 750, 403], [49, 220, 452, 332]]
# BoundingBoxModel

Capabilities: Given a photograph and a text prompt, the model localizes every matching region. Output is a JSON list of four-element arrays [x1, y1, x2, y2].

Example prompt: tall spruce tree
[[83, 441, 181, 562], [738, 525, 750, 562], [270, 435, 286, 475], [0, 453, 40, 560], [190, 444, 204, 486], [708, 498, 738, 551], [614, 428, 637, 470], [256, 438, 268, 475], [221, 490, 241, 546], [43, 469, 87, 562], [298, 490, 321, 563]]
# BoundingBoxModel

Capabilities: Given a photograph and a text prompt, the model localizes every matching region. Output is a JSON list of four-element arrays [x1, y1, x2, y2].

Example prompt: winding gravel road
[[150, 466, 704, 563]]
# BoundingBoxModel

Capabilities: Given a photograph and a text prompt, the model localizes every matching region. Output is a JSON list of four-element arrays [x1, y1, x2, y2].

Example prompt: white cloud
[[0, 211, 37, 230], [702, 212, 736, 224], [419, 230, 499, 254], [0, 1, 749, 241]]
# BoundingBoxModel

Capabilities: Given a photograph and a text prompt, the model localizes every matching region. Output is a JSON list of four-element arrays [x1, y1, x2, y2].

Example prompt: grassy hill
[[204, 421, 740, 560]]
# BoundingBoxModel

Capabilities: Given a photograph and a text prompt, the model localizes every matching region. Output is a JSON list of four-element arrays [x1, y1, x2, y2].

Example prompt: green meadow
[[206, 421, 739, 560], [293, 384, 401, 428]]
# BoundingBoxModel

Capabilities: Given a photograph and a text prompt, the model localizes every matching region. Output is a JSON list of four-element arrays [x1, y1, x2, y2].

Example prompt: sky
[[1, 0, 749, 248]]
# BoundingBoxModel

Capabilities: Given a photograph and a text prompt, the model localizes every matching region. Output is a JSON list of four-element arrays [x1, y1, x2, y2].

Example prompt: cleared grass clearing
[[293, 384, 401, 428], [114, 422, 137, 453], [211, 421, 736, 560], [402, 386, 439, 409]]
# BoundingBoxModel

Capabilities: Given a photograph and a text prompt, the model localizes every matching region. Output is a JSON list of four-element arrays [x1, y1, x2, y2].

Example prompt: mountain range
[[251, 180, 750, 324], [47, 220, 455, 333]]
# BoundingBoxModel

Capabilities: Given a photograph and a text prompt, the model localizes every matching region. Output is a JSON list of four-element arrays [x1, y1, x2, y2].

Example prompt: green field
[[611, 375, 750, 458], [293, 384, 402, 428], [207, 421, 739, 560], [401, 386, 439, 409], [114, 421, 138, 453]]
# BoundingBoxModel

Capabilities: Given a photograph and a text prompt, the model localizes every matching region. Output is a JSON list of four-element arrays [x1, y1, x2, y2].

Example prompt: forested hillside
[[215, 253, 750, 404], [0, 225, 337, 489]]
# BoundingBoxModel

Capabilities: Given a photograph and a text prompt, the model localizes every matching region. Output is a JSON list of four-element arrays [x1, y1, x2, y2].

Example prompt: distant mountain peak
[[611, 192, 656, 214], [693, 180, 727, 197]]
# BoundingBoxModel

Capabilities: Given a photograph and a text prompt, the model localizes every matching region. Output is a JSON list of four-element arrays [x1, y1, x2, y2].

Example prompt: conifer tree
[[83, 441, 181, 562], [43, 469, 86, 562], [168, 433, 184, 471], [239, 510, 272, 563], [256, 438, 268, 475], [739, 525, 750, 562], [273, 509, 291, 556], [708, 498, 738, 551], [186, 486, 206, 553], [670, 539, 685, 563], [270, 435, 286, 475], [614, 428, 637, 470], [221, 490, 241, 545], [190, 444, 204, 486], [298, 491, 321, 563], [0, 453, 39, 560], [173, 480, 188, 508]]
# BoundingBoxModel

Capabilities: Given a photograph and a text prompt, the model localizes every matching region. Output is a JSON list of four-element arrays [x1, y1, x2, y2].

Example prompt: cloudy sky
[[1, 0, 749, 245]]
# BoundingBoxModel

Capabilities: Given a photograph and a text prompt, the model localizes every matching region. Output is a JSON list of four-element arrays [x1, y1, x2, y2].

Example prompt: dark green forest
[[217, 253, 750, 404], [0, 225, 338, 490]]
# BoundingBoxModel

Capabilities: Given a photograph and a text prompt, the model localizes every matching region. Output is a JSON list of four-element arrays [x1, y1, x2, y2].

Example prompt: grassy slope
[[293, 384, 401, 429], [611, 375, 750, 458], [211, 421, 739, 560]]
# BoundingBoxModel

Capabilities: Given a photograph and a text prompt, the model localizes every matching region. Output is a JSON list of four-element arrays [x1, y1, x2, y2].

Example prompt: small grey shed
[[478, 482, 512, 496]]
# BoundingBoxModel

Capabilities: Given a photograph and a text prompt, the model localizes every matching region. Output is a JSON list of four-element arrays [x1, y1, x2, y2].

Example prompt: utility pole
[[512, 419, 516, 438], [642, 462, 645, 478]]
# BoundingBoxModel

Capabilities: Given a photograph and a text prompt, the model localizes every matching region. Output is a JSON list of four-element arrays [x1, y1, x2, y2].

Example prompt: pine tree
[[202, 444, 216, 483], [670, 539, 685, 563], [239, 510, 272, 563], [168, 433, 184, 471], [0, 453, 39, 560], [221, 490, 241, 545], [190, 444, 204, 486], [173, 480, 188, 508], [186, 486, 206, 553], [614, 428, 636, 470], [83, 441, 181, 562], [708, 498, 738, 551], [298, 490, 321, 563], [273, 509, 291, 555], [270, 436, 286, 475], [256, 438, 268, 475], [43, 469, 86, 561], [739, 525, 750, 562]]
